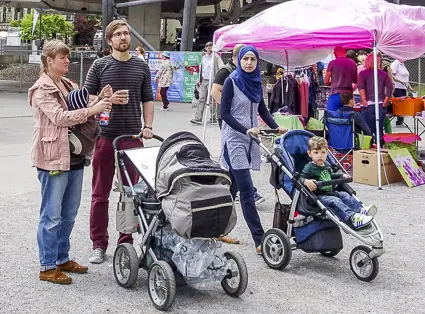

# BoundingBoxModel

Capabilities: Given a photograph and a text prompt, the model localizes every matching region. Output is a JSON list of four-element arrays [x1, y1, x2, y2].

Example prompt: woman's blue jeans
[[224, 148, 264, 247], [37, 169, 84, 270], [362, 104, 386, 144]]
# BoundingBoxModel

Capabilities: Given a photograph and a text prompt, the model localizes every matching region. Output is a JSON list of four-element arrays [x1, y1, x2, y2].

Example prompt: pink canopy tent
[[209, 0, 425, 188], [213, 0, 425, 67]]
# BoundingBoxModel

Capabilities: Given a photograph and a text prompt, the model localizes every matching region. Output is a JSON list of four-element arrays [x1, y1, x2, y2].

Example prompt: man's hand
[[141, 127, 153, 139], [342, 174, 351, 179], [304, 179, 317, 192], [110, 90, 129, 105]]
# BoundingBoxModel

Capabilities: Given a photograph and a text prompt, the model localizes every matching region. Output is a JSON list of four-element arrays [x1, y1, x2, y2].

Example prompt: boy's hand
[[343, 174, 351, 178], [304, 179, 317, 191]]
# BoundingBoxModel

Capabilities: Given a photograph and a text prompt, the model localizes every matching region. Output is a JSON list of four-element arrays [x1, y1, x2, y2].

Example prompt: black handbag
[[272, 190, 291, 233]]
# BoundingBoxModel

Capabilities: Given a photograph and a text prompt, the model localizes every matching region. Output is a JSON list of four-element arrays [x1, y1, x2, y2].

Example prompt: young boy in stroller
[[300, 136, 377, 229]]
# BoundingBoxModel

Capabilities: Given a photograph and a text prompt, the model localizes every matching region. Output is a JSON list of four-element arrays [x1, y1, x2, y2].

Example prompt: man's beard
[[113, 41, 129, 52]]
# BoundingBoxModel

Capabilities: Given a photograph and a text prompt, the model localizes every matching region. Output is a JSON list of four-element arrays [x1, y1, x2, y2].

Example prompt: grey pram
[[112, 131, 248, 311]]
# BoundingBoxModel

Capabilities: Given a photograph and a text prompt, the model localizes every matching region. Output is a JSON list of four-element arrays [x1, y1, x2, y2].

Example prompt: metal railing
[[1, 49, 424, 98], [0, 49, 99, 92]]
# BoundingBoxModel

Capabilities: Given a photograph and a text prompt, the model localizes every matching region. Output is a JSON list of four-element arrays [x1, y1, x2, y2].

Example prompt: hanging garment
[[270, 76, 300, 114], [308, 69, 319, 119], [298, 81, 309, 118]]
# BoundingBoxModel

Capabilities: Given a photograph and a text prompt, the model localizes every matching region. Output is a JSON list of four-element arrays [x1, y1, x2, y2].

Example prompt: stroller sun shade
[[155, 131, 230, 196]]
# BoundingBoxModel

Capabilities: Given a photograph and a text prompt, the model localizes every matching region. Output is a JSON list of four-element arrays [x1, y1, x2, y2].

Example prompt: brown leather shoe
[[256, 246, 262, 255], [218, 236, 241, 244], [57, 260, 88, 274], [39, 269, 72, 285]]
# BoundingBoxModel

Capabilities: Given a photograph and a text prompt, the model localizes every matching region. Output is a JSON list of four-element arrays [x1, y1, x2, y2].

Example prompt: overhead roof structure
[[0, 0, 221, 14], [0, 0, 420, 16]]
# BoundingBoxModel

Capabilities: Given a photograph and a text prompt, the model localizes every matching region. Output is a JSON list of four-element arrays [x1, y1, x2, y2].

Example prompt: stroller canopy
[[155, 132, 236, 239], [155, 131, 230, 198]]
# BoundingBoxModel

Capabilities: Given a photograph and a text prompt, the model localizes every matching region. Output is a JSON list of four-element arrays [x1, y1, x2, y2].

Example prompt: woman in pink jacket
[[29, 40, 112, 284]]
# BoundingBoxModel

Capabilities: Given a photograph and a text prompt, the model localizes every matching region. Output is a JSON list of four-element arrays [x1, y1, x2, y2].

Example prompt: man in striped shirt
[[84, 20, 154, 264]]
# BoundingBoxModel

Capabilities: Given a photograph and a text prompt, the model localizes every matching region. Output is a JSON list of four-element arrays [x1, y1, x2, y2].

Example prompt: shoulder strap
[[275, 189, 280, 203], [221, 63, 234, 74]]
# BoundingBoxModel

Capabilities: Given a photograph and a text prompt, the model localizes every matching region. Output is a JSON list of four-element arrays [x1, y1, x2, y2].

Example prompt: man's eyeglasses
[[113, 31, 130, 38]]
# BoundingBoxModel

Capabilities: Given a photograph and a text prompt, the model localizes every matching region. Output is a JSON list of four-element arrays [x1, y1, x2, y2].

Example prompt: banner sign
[[147, 51, 202, 103]]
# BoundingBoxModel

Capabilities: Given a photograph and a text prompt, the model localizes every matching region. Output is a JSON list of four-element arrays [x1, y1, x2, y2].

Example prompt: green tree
[[10, 10, 75, 41]]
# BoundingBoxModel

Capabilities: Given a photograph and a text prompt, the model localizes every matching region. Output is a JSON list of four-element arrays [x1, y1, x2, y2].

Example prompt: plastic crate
[[391, 97, 424, 116]]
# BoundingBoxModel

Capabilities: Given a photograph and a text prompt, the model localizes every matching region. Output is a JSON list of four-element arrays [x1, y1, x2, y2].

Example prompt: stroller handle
[[315, 177, 352, 189], [249, 129, 280, 144], [112, 133, 164, 151]]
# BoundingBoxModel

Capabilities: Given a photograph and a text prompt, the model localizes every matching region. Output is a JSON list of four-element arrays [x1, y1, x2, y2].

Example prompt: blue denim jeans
[[327, 93, 342, 111], [224, 147, 264, 247], [318, 191, 361, 222], [37, 169, 84, 270], [362, 104, 386, 143]]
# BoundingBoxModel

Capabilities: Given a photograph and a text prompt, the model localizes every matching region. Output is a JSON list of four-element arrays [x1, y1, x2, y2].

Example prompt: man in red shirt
[[325, 46, 357, 111]]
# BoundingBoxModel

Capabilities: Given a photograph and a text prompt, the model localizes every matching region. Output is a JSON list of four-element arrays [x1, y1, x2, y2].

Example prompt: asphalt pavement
[[0, 92, 424, 314]]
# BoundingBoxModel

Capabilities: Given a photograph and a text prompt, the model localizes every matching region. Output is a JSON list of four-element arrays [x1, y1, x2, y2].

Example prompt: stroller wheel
[[320, 250, 341, 258], [349, 245, 379, 282], [261, 228, 292, 270], [221, 251, 248, 297], [113, 243, 140, 288], [148, 261, 176, 311]]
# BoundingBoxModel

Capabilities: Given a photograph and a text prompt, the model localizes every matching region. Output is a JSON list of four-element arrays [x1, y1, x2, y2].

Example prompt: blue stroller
[[252, 130, 385, 282]]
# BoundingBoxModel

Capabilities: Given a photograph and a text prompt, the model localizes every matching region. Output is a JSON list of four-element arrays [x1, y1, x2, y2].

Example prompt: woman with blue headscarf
[[220, 45, 287, 253]]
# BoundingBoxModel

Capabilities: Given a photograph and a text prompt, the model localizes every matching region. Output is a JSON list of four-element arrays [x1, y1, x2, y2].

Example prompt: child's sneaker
[[351, 213, 373, 229], [360, 205, 378, 217]]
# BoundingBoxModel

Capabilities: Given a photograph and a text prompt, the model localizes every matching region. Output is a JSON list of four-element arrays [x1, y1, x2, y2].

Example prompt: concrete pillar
[[127, 3, 161, 51], [181, 0, 197, 51], [102, 0, 114, 49]]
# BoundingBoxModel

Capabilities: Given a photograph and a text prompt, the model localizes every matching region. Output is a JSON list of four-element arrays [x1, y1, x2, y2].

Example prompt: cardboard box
[[353, 149, 402, 186]]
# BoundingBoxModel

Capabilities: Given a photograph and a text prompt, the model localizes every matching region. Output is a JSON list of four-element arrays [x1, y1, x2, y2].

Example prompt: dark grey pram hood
[[155, 131, 236, 238], [155, 131, 230, 197]]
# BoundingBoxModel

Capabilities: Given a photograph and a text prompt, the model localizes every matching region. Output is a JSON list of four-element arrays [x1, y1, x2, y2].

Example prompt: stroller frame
[[253, 130, 385, 282], [111, 134, 248, 311]]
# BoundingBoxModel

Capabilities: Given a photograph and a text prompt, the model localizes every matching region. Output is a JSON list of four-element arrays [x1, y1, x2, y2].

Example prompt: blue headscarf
[[229, 45, 263, 103]]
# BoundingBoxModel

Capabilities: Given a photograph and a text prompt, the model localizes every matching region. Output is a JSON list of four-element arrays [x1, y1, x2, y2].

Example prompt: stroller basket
[[293, 219, 343, 253]]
